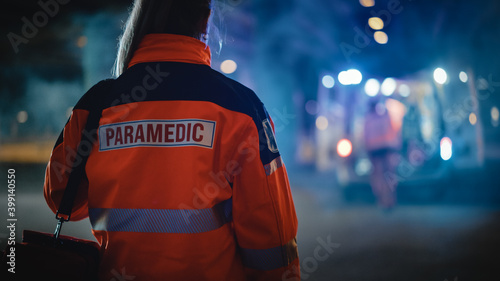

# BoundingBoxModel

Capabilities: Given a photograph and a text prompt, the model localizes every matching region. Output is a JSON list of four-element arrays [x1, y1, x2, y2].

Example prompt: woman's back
[[44, 33, 299, 280]]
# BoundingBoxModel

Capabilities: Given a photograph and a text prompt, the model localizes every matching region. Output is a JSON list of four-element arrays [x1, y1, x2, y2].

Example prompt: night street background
[[1, 0, 500, 280]]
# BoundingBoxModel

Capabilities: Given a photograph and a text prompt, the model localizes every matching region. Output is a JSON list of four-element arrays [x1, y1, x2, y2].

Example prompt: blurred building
[[1, 0, 499, 170]]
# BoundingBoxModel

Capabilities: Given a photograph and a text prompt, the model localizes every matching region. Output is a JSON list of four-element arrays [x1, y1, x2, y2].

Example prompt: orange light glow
[[360, 0, 375, 8], [337, 139, 353, 158], [385, 98, 406, 132], [374, 31, 388, 44]]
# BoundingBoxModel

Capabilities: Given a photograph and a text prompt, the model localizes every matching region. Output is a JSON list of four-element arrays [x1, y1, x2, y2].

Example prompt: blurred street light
[[359, 0, 375, 8], [338, 71, 350, 85], [433, 68, 448, 85], [220, 59, 237, 74], [17, 111, 28, 124], [76, 36, 88, 48], [355, 158, 372, 176], [339, 69, 363, 85], [398, 84, 411, 97], [469, 112, 477, 125], [368, 17, 384, 30], [381, 77, 397, 96], [316, 116, 329, 131], [459, 71, 468, 83], [491, 106, 499, 127], [305, 100, 319, 115], [337, 138, 353, 158], [322, 75, 335, 88], [364, 78, 380, 97], [440, 137, 453, 161], [348, 69, 363, 85], [374, 31, 388, 44], [492, 106, 499, 121]]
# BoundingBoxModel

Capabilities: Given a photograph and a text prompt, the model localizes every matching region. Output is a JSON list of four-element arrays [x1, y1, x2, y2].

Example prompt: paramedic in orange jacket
[[43, 0, 299, 280]]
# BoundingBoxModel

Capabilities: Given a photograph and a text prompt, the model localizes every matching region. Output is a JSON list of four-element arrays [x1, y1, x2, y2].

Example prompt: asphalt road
[[293, 189, 500, 280], [1, 163, 499, 280]]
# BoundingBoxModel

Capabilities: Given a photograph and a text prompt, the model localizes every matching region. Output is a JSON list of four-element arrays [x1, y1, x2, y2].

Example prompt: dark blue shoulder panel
[[85, 62, 280, 165]]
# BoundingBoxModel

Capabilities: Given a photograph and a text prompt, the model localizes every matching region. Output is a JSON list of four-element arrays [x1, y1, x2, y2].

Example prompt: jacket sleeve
[[43, 107, 91, 221], [232, 113, 300, 281], [43, 79, 111, 221]]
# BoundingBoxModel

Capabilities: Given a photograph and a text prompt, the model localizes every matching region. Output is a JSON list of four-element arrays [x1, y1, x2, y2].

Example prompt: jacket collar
[[128, 34, 211, 68]]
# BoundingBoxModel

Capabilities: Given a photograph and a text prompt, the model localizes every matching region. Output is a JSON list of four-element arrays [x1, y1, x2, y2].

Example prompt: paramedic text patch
[[99, 119, 216, 151]]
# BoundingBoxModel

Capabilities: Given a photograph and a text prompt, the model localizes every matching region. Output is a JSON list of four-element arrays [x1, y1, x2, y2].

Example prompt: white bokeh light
[[17, 111, 28, 124], [381, 78, 397, 96], [338, 69, 362, 85], [220, 59, 237, 74], [316, 116, 329, 131], [364, 79, 380, 97], [398, 84, 411, 97], [337, 139, 353, 158], [347, 69, 363, 85], [434, 68, 448, 85], [440, 137, 452, 161], [338, 71, 350, 85], [459, 71, 468, 83], [322, 75, 335, 88]]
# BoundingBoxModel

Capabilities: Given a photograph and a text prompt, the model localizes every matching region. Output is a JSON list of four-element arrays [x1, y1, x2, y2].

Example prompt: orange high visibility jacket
[[44, 34, 299, 281]]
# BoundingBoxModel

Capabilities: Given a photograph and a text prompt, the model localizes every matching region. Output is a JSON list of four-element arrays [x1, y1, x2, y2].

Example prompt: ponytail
[[113, 0, 212, 77]]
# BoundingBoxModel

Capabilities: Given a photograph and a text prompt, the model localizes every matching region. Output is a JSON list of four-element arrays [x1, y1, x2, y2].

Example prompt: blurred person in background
[[402, 104, 424, 167], [364, 98, 402, 210], [43, 0, 299, 280]]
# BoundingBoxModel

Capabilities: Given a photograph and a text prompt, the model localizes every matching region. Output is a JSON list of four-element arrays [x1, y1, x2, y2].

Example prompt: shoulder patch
[[99, 119, 216, 151], [262, 119, 279, 154]]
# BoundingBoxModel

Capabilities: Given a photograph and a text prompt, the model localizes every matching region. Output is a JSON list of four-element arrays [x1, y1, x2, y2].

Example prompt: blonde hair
[[113, 0, 212, 77]]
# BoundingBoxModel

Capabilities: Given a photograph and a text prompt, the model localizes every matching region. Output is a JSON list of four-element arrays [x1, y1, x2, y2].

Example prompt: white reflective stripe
[[89, 199, 232, 234], [264, 156, 284, 176]]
